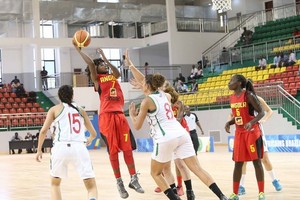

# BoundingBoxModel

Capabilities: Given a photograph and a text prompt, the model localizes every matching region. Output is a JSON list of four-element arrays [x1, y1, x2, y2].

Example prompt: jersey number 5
[[68, 113, 81, 134]]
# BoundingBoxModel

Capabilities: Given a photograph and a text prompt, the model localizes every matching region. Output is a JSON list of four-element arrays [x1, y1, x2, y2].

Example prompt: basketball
[[73, 30, 91, 48]]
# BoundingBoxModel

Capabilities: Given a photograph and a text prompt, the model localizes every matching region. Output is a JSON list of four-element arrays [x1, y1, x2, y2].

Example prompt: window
[[41, 48, 56, 89], [40, 20, 54, 38]]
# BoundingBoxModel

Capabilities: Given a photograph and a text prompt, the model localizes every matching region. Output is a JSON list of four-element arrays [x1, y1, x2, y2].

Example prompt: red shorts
[[99, 112, 133, 154], [233, 124, 264, 162]]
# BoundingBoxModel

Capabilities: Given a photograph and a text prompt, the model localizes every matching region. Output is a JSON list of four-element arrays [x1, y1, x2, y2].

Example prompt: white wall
[[227, 0, 264, 18], [272, 0, 295, 7], [169, 32, 225, 65]]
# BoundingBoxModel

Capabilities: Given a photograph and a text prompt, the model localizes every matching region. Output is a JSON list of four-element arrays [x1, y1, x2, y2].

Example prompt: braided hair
[[58, 85, 79, 113]]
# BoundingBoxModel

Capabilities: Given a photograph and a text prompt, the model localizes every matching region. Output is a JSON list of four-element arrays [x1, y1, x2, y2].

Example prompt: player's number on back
[[164, 103, 174, 120], [68, 113, 81, 134]]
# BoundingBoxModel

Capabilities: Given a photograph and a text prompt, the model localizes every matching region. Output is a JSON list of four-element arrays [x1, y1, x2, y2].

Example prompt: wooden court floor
[[0, 145, 299, 200]]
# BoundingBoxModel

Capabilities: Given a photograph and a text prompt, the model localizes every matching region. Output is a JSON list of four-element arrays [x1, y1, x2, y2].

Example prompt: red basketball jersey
[[97, 74, 124, 114], [172, 102, 189, 132], [230, 90, 255, 129]]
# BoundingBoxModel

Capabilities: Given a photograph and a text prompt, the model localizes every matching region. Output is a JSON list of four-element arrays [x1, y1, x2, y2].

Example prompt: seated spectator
[[195, 66, 204, 79], [178, 73, 186, 83], [188, 65, 198, 80], [278, 52, 289, 67], [11, 76, 21, 93], [175, 80, 188, 93], [11, 132, 22, 154], [270, 53, 280, 68], [15, 84, 27, 97], [190, 79, 198, 92], [24, 132, 34, 153], [255, 55, 267, 70], [287, 50, 297, 66], [241, 27, 253, 45]]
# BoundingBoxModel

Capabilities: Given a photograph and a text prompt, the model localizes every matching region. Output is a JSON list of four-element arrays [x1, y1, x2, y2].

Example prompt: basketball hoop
[[212, 0, 232, 12]]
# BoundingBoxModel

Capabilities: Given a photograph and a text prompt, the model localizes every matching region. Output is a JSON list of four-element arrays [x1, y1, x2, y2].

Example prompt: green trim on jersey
[[55, 106, 65, 120], [155, 143, 159, 156], [57, 121, 61, 141], [155, 115, 166, 136], [147, 96, 157, 114]]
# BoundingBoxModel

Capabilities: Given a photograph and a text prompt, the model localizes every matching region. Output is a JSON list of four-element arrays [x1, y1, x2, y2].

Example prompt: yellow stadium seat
[[262, 70, 269, 75], [268, 68, 275, 74], [274, 68, 280, 73], [257, 70, 263, 75], [280, 67, 286, 72], [257, 75, 263, 81], [251, 71, 258, 76], [263, 74, 269, 80]]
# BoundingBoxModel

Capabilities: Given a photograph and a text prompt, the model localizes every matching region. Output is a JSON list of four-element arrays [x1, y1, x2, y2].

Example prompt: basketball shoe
[[258, 192, 266, 200], [272, 179, 282, 191], [116, 178, 129, 199], [186, 190, 195, 200], [238, 185, 246, 195], [228, 193, 239, 200], [128, 174, 144, 193]]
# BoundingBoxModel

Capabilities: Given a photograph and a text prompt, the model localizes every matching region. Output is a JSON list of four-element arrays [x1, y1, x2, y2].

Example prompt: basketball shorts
[[99, 112, 134, 154], [152, 133, 195, 163], [233, 125, 264, 162], [50, 142, 95, 179]]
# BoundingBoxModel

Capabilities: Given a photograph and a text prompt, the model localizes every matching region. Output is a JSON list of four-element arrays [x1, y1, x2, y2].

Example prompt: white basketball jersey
[[147, 91, 186, 143], [52, 103, 86, 143]]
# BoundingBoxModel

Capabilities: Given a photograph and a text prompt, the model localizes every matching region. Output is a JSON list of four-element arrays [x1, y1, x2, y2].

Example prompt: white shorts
[[50, 142, 95, 179], [152, 133, 195, 163]]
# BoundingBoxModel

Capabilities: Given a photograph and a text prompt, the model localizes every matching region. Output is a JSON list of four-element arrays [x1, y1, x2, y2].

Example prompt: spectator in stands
[[255, 55, 267, 71], [203, 56, 209, 68], [188, 65, 198, 80], [15, 84, 26, 97], [41, 66, 48, 91], [220, 47, 229, 64], [25, 132, 34, 153], [287, 50, 296, 66], [144, 62, 149, 76], [270, 53, 280, 69], [121, 55, 129, 82], [11, 76, 21, 93], [278, 52, 289, 67], [178, 73, 186, 83], [11, 132, 22, 154], [175, 80, 188, 93], [195, 65, 204, 79], [190, 79, 198, 92], [241, 27, 253, 45]]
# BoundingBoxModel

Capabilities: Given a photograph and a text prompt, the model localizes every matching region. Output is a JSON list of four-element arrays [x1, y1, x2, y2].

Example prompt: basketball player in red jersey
[[225, 74, 266, 200], [74, 45, 144, 199]]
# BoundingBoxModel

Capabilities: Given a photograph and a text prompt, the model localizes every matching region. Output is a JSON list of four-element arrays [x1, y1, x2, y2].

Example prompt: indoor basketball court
[[0, 145, 298, 200]]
